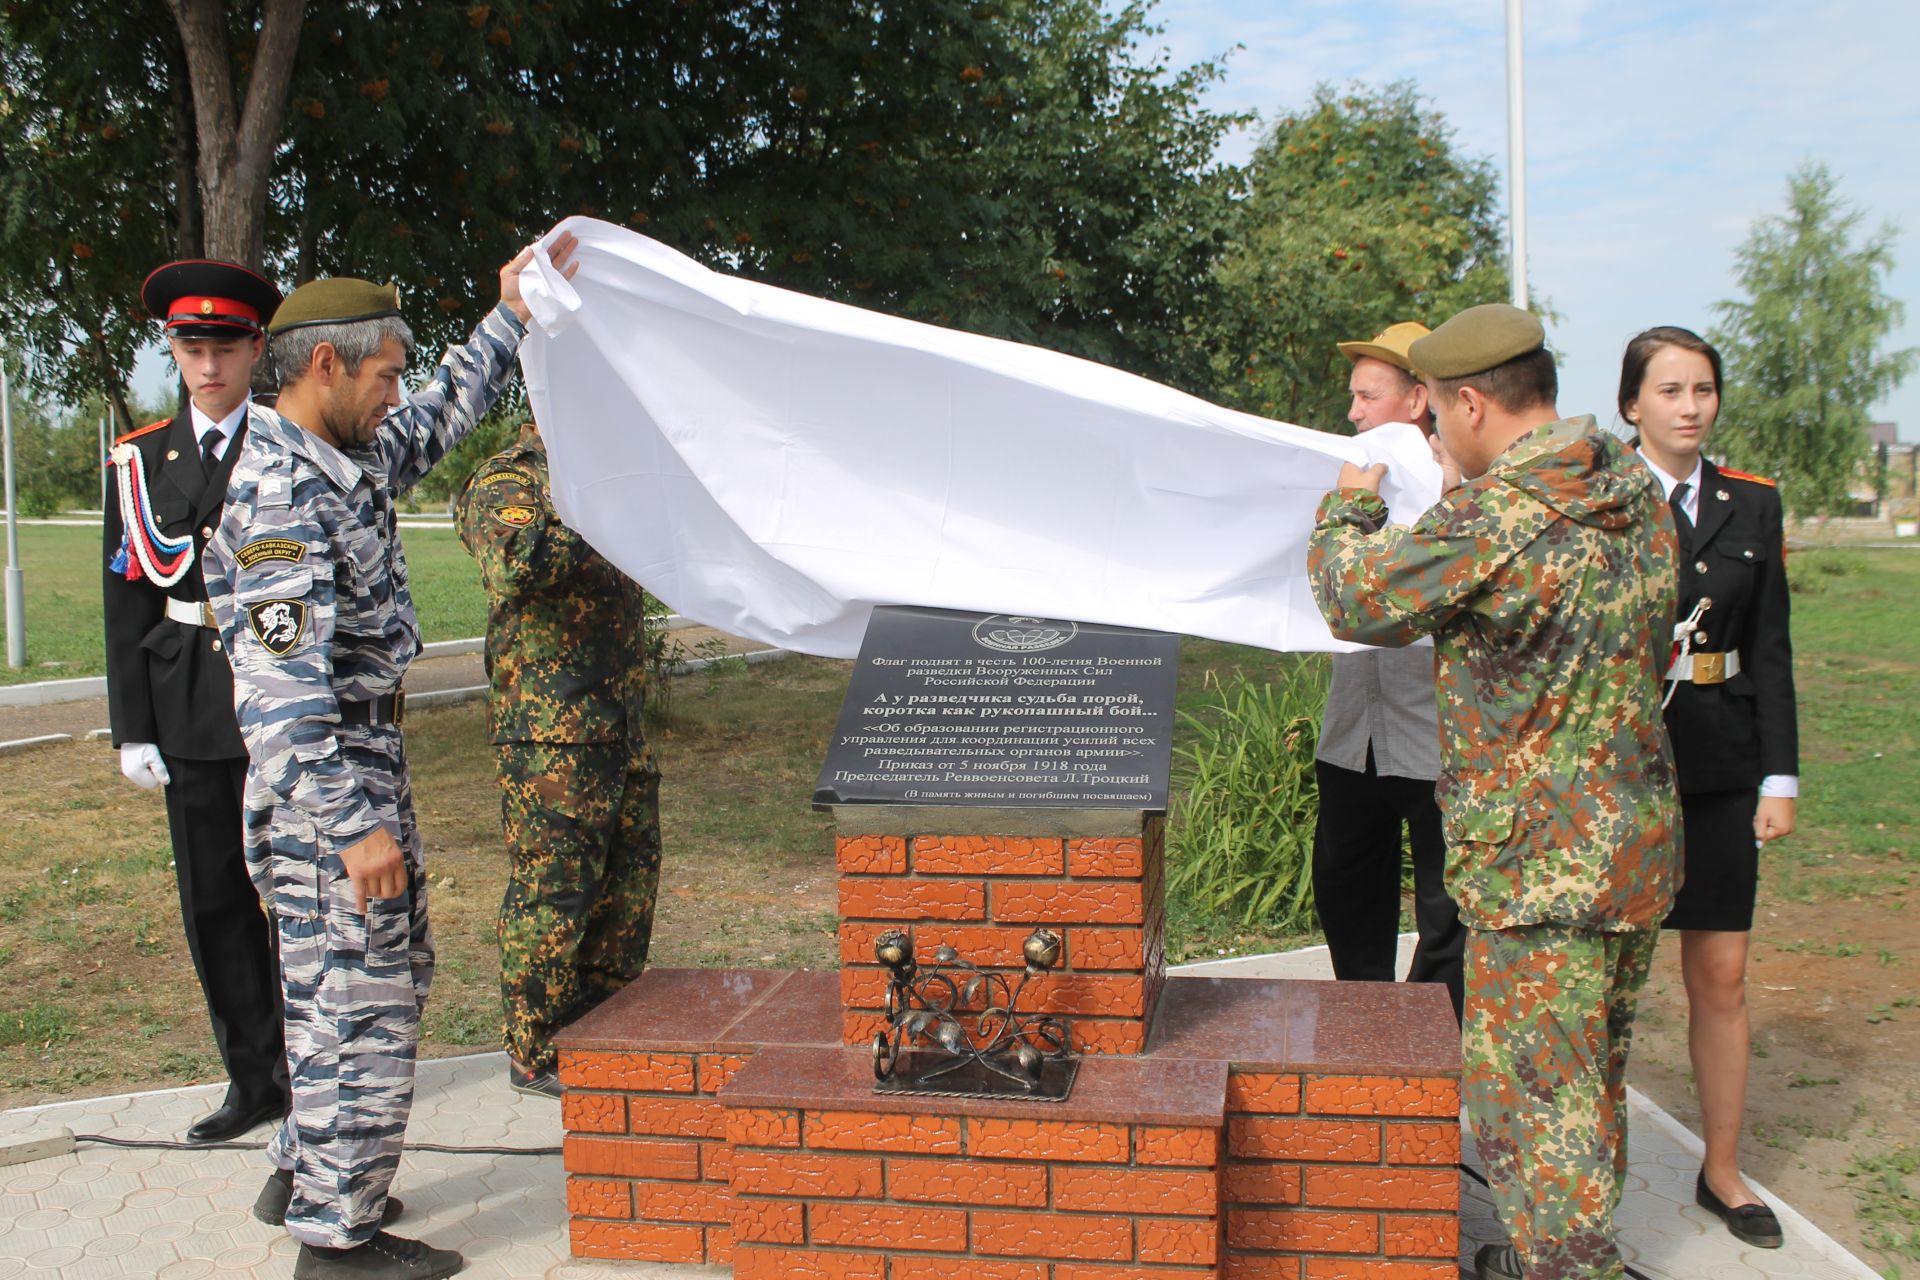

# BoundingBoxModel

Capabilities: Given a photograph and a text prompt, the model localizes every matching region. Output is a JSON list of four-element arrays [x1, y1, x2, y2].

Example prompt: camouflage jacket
[[1308, 415, 1682, 932], [204, 303, 525, 856], [453, 423, 648, 744]]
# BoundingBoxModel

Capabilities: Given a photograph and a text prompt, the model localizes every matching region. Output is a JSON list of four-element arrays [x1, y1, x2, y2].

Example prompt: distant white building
[[1861, 422, 1916, 515]]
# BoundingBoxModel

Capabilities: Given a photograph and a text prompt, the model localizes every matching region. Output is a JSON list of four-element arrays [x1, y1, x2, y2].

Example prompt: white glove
[[119, 743, 170, 789]]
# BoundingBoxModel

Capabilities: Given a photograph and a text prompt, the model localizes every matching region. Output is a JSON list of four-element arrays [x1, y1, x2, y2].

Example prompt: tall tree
[[2, 0, 1241, 420], [0, 3, 187, 432], [1711, 163, 1915, 519], [1209, 82, 1510, 432], [2, 0, 299, 428], [165, 0, 302, 265]]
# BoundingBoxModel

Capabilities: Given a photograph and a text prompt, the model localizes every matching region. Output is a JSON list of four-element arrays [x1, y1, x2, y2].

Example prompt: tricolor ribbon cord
[[109, 443, 196, 587]]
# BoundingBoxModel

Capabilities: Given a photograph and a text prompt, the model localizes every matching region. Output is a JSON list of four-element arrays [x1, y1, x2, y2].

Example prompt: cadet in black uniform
[[1620, 325, 1798, 1249], [104, 259, 291, 1143]]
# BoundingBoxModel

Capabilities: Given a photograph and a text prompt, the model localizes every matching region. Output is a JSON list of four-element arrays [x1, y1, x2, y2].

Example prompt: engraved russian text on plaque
[[813, 606, 1180, 811]]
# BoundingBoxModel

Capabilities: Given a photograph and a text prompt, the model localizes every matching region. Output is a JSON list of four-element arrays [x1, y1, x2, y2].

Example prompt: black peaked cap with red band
[[141, 258, 283, 339]]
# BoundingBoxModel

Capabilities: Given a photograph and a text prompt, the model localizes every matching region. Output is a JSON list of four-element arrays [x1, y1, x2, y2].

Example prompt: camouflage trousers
[[1463, 923, 1658, 1280], [496, 740, 661, 1072], [251, 725, 432, 1250]]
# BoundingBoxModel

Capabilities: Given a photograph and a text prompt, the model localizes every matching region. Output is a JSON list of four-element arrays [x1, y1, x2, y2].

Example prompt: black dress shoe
[[292, 1231, 462, 1278], [1475, 1243, 1525, 1279], [254, 1168, 404, 1228], [1697, 1170, 1784, 1248], [508, 1061, 562, 1100], [185, 1096, 288, 1144]]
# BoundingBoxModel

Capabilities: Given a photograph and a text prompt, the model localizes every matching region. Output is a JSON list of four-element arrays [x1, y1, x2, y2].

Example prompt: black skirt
[[1663, 786, 1762, 933]]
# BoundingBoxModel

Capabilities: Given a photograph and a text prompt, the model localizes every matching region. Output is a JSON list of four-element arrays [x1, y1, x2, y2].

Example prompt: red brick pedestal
[[560, 969, 843, 1263], [558, 807, 1461, 1276], [1153, 978, 1462, 1278], [836, 812, 1165, 1055], [723, 1048, 1225, 1277]]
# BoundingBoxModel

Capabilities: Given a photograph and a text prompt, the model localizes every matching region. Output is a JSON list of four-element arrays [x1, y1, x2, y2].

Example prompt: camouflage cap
[[1336, 321, 1430, 373], [1409, 304, 1545, 379], [268, 277, 403, 335]]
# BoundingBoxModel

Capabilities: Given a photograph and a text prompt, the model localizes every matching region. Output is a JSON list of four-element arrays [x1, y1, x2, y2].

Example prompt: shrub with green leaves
[[1170, 660, 1328, 930]]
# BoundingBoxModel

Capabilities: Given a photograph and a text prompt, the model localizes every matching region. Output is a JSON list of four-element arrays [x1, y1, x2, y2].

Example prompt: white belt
[[165, 598, 218, 629], [1666, 650, 1741, 684]]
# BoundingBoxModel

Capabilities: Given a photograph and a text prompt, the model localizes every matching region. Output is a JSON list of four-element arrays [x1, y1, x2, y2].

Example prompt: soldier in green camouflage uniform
[[1308, 305, 1681, 1280], [454, 420, 660, 1097]]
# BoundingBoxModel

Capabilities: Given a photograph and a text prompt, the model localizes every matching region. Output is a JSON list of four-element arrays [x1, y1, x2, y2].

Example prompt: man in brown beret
[[1307, 303, 1682, 1280], [1312, 320, 1464, 1022], [202, 232, 580, 1280]]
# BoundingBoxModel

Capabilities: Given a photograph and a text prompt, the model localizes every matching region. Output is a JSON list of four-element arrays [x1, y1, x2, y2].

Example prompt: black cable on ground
[[1457, 1161, 1657, 1280], [74, 1134, 561, 1157]]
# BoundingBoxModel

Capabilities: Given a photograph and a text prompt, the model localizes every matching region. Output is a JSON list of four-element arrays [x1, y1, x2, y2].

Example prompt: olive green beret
[[267, 277, 403, 335], [1408, 303, 1545, 379]]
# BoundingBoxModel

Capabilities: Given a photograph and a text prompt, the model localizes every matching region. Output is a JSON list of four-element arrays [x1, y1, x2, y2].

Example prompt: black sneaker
[[254, 1168, 403, 1228], [292, 1231, 463, 1279], [508, 1061, 562, 1100], [1476, 1243, 1525, 1279]]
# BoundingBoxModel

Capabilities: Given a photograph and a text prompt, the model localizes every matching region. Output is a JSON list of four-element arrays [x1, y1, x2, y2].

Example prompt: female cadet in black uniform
[[1620, 326, 1798, 1248]]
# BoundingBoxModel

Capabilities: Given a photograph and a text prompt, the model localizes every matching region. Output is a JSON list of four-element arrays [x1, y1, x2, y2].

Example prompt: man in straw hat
[[1312, 320, 1463, 1021], [105, 258, 291, 1144], [204, 231, 579, 1280], [1308, 304, 1682, 1280]]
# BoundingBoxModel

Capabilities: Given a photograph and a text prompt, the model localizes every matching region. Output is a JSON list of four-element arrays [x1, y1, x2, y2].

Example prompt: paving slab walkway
[[0, 946, 1885, 1278]]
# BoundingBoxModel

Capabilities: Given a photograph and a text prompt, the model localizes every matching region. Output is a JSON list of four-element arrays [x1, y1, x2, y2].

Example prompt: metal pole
[[100, 414, 109, 509], [1505, 0, 1529, 310], [2, 349, 25, 668]]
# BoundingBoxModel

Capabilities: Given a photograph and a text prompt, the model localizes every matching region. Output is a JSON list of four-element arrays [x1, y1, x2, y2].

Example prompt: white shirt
[[188, 400, 247, 464], [1638, 451, 1702, 524], [1638, 450, 1797, 802]]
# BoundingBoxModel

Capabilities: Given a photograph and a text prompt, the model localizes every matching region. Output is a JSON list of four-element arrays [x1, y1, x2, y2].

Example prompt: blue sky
[[1146, 0, 1920, 438]]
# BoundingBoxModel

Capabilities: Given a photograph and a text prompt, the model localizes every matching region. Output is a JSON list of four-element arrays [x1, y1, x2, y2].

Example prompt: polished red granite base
[[558, 969, 1460, 1275]]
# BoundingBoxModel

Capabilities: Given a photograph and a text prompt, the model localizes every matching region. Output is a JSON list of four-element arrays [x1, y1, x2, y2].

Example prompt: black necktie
[[1670, 481, 1695, 553], [200, 427, 224, 472]]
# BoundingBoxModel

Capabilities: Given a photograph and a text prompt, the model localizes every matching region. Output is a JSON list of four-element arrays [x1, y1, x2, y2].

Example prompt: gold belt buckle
[[392, 687, 406, 726], [200, 601, 218, 628], [1692, 652, 1727, 685]]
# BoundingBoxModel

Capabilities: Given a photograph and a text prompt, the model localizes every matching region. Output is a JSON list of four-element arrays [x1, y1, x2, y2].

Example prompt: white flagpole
[[1505, 0, 1529, 310], [2, 346, 24, 667]]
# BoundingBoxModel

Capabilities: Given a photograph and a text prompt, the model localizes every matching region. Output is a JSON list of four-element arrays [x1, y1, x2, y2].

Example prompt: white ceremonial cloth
[[517, 217, 1441, 659]]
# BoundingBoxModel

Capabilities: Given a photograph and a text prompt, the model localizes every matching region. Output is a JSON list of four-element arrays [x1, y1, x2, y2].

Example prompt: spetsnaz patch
[[247, 599, 307, 656], [491, 504, 537, 527], [235, 537, 306, 569], [478, 469, 537, 489]]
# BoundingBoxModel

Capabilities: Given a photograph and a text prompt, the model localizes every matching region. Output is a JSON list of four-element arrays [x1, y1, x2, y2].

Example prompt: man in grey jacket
[[1310, 321, 1463, 1019]]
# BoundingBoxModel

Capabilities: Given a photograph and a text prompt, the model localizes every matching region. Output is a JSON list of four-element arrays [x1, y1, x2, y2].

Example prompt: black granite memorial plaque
[[813, 606, 1180, 810]]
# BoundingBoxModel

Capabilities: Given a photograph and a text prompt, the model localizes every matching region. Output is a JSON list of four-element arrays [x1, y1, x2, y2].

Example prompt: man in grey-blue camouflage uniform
[[205, 232, 581, 1280]]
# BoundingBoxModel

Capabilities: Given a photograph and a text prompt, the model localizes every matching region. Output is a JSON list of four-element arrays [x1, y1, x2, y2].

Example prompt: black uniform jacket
[[1664, 457, 1799, 795], [103, 412, 248, 760]]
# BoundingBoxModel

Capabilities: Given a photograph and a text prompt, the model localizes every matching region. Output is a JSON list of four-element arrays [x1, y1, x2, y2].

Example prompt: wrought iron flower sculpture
[[870, 927, 1077, 1097]]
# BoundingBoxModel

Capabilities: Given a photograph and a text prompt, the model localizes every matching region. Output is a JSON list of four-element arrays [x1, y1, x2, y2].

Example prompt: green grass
[[0, 521, 486, 685], [1765, 548, 1920, 904], [1845, 1147, 1920, 1275]]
